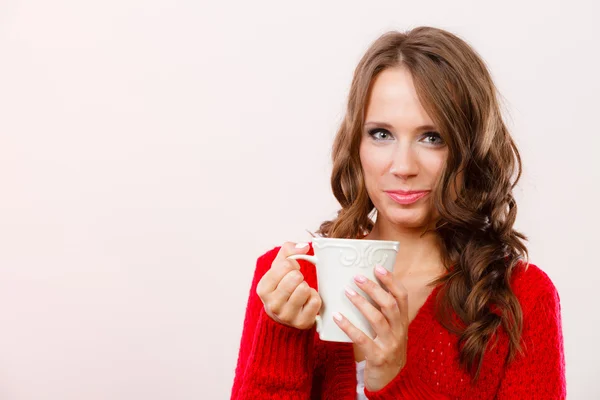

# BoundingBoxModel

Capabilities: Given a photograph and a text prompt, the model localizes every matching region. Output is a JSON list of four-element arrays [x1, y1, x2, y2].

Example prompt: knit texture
[[231, 243, 566, 399]]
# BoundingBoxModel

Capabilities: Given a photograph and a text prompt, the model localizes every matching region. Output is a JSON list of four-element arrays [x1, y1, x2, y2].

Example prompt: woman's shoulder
[[510, 260, 561, 312], [256, 245, 282, 265]]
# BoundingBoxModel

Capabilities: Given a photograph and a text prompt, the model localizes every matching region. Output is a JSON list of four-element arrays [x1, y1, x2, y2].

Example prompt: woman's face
[[359, 66, 449, 230]]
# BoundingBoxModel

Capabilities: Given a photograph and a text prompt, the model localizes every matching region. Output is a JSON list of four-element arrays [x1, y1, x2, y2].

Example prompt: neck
[[364, 221, 445, 280]]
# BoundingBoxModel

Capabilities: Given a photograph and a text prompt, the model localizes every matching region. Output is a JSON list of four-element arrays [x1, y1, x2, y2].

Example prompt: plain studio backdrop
[[0, 0, 598, 399]]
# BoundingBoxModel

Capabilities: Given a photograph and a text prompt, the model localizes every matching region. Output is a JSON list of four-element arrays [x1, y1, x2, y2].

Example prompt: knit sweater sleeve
[[496, 280, 566, 399], [230, 247, 317, 400]]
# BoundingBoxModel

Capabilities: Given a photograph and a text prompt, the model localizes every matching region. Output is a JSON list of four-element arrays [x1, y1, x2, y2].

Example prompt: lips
[[385, 190, 430, 205]]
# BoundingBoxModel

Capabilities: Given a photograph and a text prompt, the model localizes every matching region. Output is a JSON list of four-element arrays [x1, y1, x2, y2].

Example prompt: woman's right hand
[[256, 241, 322, 330]]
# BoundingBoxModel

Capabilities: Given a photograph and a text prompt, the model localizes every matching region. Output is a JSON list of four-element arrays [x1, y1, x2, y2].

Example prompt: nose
[[389, 142, 419, 179]]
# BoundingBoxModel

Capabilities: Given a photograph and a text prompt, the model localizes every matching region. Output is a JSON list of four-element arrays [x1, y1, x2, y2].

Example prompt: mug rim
[[312, 237, 399, 246]]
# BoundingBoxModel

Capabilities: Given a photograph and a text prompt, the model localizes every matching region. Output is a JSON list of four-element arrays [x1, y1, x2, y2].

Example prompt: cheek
[[420, 150, 447, 178], [360, 143, 391, 175], [359, 146, 381, 197], [360, 154, 378, 176]]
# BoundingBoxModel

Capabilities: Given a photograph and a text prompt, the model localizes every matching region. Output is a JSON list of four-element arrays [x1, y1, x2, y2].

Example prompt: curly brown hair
[[314, 26, 529, 381]]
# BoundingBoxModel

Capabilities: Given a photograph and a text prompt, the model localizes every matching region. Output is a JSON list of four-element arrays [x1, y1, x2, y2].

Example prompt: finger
[[257, 259, 298, 296], [373, 266, 409, 334], [266, 270, 304, 315], [296, 289, 322, 329], [344, 283, 395, 343], [273, 241, 310, 269], [300, 289, 322, 318], [333, 312, 378, 357], [353, 273, 405, 341], [257, 242, 309, 295], [281, 281, 312, 316]]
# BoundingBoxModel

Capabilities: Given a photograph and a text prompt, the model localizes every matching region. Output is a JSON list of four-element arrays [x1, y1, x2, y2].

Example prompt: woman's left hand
[[333, 265, 409, 392]]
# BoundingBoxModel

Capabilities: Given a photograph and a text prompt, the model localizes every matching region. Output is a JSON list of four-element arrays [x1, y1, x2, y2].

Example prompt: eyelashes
[[366, 128, 445, 146], [367, 128, 393, 140]]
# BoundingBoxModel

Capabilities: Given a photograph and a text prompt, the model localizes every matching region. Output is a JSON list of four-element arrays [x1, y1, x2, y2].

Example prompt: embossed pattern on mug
[[314, 241, 399, 268]]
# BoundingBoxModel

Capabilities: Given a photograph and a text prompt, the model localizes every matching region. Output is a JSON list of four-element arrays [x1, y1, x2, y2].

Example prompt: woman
[[231, 26, 566, 399]]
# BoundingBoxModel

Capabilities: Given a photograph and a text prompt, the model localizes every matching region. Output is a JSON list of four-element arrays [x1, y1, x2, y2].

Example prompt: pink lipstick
[[385, 190, 430, 205]]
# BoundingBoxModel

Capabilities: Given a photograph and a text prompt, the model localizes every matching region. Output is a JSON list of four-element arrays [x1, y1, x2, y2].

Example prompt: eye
[[420, 132, 445, 146], [367, 128, 393, 141]]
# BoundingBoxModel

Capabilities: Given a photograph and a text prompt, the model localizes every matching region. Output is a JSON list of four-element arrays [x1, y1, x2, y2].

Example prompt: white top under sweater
[[356, 360, 368, 399]]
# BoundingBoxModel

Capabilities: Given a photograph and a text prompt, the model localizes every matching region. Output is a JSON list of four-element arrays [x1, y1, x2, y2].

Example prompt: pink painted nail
[[333, 312, 343, 322], [345, 286, 357, 296], [354, 275, 367, 284], [375, 265, 387, 275]]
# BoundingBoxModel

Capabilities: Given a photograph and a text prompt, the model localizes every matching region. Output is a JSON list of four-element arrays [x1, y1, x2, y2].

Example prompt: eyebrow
[[363, 121, 438, 131]]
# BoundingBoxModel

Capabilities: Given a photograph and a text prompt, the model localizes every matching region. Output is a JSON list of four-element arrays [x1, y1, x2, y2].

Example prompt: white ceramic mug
[[287, 237, 399, 343]]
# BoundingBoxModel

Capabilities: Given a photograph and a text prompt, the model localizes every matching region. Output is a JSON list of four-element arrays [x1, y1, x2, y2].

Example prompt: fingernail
[[295, 242, 309, 249], [333, 312, 343, 322], [345, 286, 357, 296], [375, 265, 387, 275], [354, 275, 367, 284]]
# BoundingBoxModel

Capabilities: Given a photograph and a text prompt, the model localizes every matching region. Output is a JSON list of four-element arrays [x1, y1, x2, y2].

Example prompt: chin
[[380, 208, 432, 229]]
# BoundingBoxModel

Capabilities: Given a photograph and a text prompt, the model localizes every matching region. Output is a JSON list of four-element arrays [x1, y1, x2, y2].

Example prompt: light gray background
[[0, 0, 598, 399]]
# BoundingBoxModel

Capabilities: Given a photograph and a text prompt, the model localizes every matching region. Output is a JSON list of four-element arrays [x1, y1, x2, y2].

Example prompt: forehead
[[364, 67, 435, 128]]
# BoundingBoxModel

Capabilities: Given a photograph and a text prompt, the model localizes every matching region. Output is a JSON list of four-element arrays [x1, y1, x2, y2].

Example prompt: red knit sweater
[[231, 243, 566, 399]]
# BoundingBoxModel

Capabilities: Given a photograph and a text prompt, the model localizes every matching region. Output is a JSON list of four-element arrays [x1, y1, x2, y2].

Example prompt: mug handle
[[286, 254, 321, 333]]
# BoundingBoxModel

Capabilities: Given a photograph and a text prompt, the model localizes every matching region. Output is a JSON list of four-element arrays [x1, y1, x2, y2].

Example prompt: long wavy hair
[[314, 26, 529, 381]]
